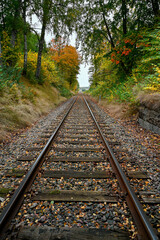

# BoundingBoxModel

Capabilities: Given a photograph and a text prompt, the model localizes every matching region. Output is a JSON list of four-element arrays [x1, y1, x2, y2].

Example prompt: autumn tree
[[0, 0, 81, 80], [50, 38, 80, 90], [49, 37, 66, 56]]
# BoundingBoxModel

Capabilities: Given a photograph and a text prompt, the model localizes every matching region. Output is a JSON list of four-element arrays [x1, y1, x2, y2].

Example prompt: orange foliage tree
[[109, 33, 145, 74], [49, 38, 80, 90]]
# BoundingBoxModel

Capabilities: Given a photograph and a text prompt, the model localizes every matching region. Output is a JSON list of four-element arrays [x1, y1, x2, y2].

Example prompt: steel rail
[[83, 96, 158, 240], [0, 97, 77, 239]]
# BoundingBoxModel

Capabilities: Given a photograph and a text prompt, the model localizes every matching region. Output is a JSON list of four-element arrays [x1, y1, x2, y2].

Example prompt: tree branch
[[29, 27, 40, 42], [99, 0, 115, 48]]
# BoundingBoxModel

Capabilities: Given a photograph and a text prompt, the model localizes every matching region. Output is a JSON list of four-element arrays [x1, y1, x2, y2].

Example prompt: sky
[[69, 34, 90, 88], [77, 64, 90, 88], [32, 17, 90, 88]]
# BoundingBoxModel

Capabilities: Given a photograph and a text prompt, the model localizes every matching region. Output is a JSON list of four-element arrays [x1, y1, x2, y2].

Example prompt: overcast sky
[[31, 16, 90, 88]]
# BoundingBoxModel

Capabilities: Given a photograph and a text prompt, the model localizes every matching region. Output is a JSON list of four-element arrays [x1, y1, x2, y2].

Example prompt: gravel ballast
[[0, 96, 159, 239]]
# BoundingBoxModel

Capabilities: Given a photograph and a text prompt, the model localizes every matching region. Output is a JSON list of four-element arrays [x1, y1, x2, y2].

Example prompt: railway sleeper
[[5, 169, 149, 180], [16, 227, 130, 240]]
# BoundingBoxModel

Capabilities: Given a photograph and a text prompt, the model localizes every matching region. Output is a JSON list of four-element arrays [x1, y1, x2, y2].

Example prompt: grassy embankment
[[0, 76, 66, 143], [0, 50, 74, 143]]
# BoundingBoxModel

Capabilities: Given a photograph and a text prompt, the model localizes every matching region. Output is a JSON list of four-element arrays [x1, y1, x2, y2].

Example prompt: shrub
[[0, 65, 22, 91], [1, 31, 20, 66], [18, 51, 60, 85], [57, 86, 72, 98]]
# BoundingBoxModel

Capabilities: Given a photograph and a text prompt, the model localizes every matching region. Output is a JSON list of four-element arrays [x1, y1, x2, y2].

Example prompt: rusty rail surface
[[83, 96, 158, 240], [0, 97, 77, 238]]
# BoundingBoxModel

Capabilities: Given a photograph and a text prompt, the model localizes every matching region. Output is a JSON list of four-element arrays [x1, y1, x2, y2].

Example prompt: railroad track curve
[[0, 95, 159, 240]]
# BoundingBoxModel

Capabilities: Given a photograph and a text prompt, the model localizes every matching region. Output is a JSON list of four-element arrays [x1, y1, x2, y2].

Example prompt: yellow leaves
[[95, 222, 99, 228], [141, 65, 160, 93], [143, 82, 160, 92], [18, 51, 58, 85], [1, 31, 20, 66]]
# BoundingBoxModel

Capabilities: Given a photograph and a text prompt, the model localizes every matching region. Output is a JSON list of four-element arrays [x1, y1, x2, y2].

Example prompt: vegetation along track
[[0, 95, 159, 240]]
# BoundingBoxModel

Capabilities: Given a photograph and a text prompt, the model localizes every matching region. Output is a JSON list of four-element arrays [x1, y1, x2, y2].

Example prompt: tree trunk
[[151, 0, 159, 16], [23, 0, 27, 75], [99, 0, 115, 48], [35, 22, 46, 79], [11, 0, 22, 47], [122, 0, 127, 35], [103, 14, 115, 48], [119, 60, 129, 75], [0, 35, 3, 66], [11, 30, 17, 47], [23, 34, 27, 75], [35, 0, 50, 79]]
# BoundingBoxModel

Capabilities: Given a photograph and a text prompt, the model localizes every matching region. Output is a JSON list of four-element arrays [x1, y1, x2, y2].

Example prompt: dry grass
[[137, 92, 160, 111], [89, 92, 160, 121], [87, 95, 139, 120], [0, 80, 66, 143], [101, 101, 127, 118]]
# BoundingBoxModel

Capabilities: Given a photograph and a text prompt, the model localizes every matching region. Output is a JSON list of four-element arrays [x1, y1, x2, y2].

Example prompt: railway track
[[0, 95, 159, 240]]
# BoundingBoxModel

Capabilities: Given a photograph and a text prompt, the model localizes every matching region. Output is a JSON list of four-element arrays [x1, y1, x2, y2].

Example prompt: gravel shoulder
[[95, 98, 160, 157]]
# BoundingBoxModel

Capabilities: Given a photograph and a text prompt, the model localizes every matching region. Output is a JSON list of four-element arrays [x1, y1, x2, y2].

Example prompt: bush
[[0, 65, 22, 91], [58, 86, 72, 98], [18, 51, 60, 85], [1, 31, 20, 66]]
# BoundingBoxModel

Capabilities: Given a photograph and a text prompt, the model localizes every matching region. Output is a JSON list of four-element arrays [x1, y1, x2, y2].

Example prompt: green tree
[[0, 0, 28, 67], [0, 0, 23, 47], [76, 0, 159, 76], [76, 0, 159, 57]]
